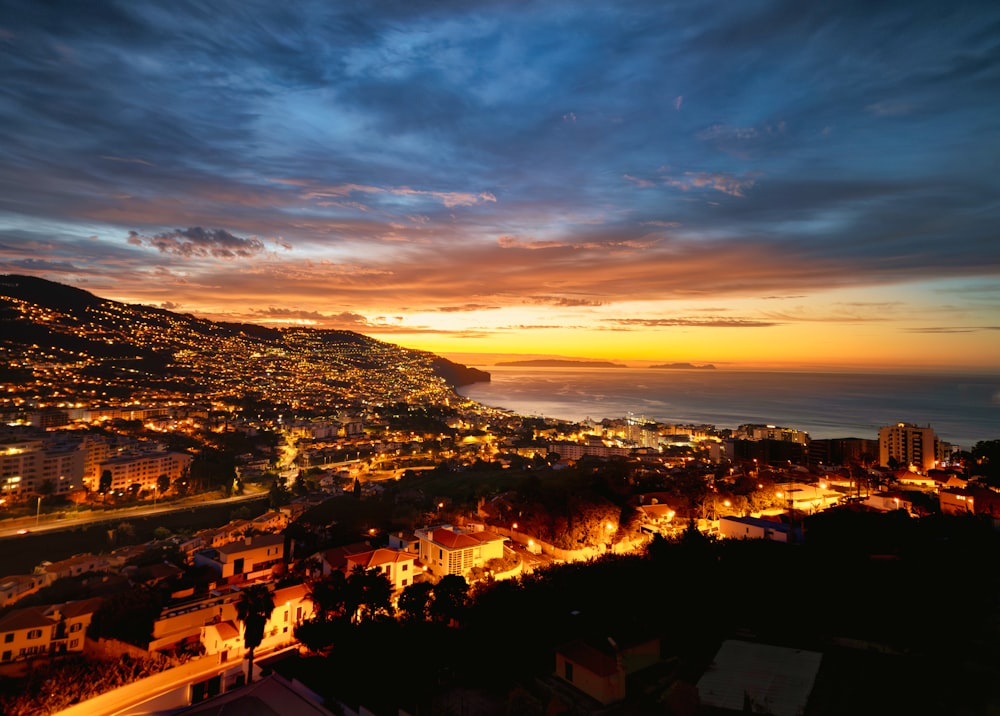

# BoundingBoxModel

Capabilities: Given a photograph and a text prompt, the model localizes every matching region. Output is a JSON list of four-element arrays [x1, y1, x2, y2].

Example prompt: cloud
[[905, 326, 1000, 334], [303, 183, 497, 209], [159, 301, 181, 310], [663, 172, 757, 197], [248, 306, 372, 327], [696, 124, 761, 142], [100, 155, 153, 166], [626, 171, 756, 197], [674, 95, 683, 111], [866, 101, 914, 117], [497, 235, 657, 251], [623, 174, 656, 188], [438, 304, 501, 312], [528, 296, 604, 307], [608, 317, 780, 328], [127, 228, 270, 260]]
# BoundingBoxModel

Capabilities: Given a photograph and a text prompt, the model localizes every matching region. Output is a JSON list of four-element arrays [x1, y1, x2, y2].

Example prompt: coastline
[[457, 366, 1000, 448]]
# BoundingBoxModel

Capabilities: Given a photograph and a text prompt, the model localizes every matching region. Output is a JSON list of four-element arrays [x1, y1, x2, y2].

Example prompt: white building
[[415, 525, 504, 580], [879, 422, 940, 473]]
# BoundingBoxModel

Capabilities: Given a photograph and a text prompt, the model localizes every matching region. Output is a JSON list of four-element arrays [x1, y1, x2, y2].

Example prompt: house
[[193, 534, 285, 583], [34, 553, 114, 586], [0, 573, 42, 607], [719, 515, 795, 543], [773, 482, 844, 512], [940, 488, 977, 515], [183, 672, 335, 715], [554, 636, 661, 706], [250, 510, 289, 533], [861, 491, 914, 514], [697, 640, 823, 716], [636, 503, 677, 533], [414, 525, 504, 580], [0, 597, 103, 662], [343, 548, 418, 591], [316, 541, 372, 576], [200, 620, 242, 664], [198, 583, 313, 661], [387, 530, 419, 554], [891, 469, 937, 490]]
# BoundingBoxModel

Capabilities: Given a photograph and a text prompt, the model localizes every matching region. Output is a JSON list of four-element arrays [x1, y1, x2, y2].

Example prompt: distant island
[[649, 362, 716, 370], [495, 359, 628, 368]]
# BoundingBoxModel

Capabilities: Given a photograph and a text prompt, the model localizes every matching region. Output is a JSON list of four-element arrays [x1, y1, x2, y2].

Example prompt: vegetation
[[285, 510, 1000, 715], [235, 584, 275, 684], [0, 654, 170, 716]]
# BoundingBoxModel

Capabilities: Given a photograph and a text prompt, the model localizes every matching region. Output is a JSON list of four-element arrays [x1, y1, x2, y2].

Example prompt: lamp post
[[36, 495, 41, 527]]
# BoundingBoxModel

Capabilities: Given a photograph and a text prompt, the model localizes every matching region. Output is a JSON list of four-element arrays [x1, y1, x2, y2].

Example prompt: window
[[27, 629, 42, 640], [69, 623, 82, 633], [69, 639, 79, 649], [3, 634, 12, 643], [402, 563, 408, 572], [402, 579, 408, 586], [564, 661, 574, 682], [1, 650, 10, 662]]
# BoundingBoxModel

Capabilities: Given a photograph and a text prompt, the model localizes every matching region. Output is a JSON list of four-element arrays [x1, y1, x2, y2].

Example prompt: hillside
[[0, 274, 488, 413]]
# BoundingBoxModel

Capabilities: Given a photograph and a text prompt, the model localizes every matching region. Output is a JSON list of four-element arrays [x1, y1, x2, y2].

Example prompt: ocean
[[456, 367, 1000, 449]]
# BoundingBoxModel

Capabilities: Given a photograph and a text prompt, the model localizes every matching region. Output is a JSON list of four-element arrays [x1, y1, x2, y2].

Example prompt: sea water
[[457, 367, 1000, 449]]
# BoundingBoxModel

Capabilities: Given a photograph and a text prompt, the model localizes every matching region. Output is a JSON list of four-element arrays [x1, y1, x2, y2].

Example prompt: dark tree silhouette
[[347, 565, 394, 623], [429, 574, 469, 626], [99, 469, 113, 494], [307, 571, 353, 623], [235, 584, 275, 683], [398, 581, 433, 622]]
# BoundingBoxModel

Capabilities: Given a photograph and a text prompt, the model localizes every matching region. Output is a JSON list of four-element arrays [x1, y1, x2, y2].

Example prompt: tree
[[235, 584, 275, 684], [429, 574, 469, 626], [972, 440, 1000, 486], [347, 565, 394, 623], [156, 473, 171, 495], [99, 469, 113, 494], [397, 581, 433, 622], [268, 476, 291, 508], [307, 571, 354, 623]]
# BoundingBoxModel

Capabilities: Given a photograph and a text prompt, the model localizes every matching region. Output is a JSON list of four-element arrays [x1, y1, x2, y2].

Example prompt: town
[[1, 276, 999, 715]]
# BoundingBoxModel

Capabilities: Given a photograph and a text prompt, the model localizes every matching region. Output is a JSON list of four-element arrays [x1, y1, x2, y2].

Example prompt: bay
[[457, 367, 1000, 449]]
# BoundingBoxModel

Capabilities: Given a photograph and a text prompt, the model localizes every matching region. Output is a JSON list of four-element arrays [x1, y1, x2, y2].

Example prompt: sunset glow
[[1, 2, 998, 370]]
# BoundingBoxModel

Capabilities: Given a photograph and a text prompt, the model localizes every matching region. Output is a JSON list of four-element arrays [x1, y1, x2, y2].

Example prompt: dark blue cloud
[[0, 0, 998, 311]]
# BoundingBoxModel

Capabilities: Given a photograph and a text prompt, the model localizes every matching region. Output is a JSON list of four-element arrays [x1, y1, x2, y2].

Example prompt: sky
[[1, 0, 999, 371]]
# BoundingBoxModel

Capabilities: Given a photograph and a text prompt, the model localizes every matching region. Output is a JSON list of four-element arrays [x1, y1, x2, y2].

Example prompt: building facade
[[415, 525, 504, 579], [879, 423, 940, 473]]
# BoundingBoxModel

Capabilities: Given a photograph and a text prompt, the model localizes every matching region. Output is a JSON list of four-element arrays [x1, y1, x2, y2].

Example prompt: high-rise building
[[878, 422, 939, 473]]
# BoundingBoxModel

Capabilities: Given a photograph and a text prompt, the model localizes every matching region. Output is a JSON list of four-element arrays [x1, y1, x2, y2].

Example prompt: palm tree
[[235, 584, 275, 684]]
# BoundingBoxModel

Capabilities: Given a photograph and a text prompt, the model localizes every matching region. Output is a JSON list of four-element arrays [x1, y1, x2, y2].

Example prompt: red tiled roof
[[431, 528, 480, 549], [58, 597, 104, 619], [430, 528, 503, 550], [556, 639, 620, 677], [0, 606, 51, 631], [346, 548, 416, 569]]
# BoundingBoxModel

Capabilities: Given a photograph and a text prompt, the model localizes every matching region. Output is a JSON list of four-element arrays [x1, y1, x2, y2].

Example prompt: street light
[[36, 496, 41, 527]]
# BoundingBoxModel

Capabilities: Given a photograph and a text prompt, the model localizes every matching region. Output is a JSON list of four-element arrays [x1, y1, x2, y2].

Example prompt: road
[[0, 490, 266, 539]]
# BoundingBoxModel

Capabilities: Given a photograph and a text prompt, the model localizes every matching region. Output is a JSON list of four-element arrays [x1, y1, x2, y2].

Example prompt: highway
[[0, 490, 267, 539]]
